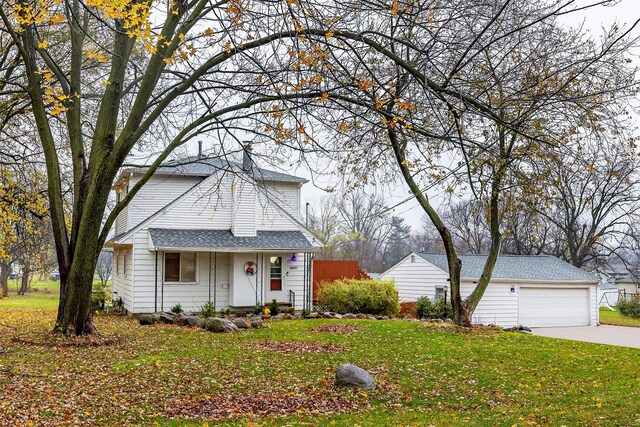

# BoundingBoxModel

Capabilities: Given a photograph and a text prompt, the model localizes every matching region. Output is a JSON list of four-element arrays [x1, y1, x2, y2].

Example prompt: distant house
[[380, 253, 599, 328], [105, 152, 321, 314]]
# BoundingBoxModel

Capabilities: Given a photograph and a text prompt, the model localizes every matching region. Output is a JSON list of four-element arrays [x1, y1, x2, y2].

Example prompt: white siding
[[127, 174, 202, 228], [258, 181, 301, 222], [111, 247, 133, 312], [461, 281, 518, 327], [232, 178, 257, 237], [281, 253, 307, 311], [131, 228, 233, 313], [379, 254, 449, 301], [146, 174, 234, 230], [115, 207, 129, 236]]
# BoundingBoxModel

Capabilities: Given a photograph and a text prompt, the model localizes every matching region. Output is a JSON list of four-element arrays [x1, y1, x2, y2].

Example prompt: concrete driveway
[[532, 325, 640, 349]]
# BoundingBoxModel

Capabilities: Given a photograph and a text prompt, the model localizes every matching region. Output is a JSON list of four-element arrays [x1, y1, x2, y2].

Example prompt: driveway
[[532, 325, 640, 349]]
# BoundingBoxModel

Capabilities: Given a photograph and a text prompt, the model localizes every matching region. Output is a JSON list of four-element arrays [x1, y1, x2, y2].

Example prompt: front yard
[[1, 298, 639, 426]]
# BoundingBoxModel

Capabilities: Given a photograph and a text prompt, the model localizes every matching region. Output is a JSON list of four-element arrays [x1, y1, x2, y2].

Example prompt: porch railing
[[289, 290, 295, 310]]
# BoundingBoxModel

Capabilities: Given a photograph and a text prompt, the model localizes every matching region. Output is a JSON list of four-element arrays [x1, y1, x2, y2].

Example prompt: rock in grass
[[232, 318, 249, 329], [356, 313, 367, 319], [250, 319, 263, 329], [343, 313, 357, 319], [335, 364, 377, 389], [366, 314, 377, 320], [158, 312, 175, 324], [186, 316, 204, 328], [205, 317, 239, 333], [333, 313, 343, 319], [172, 313, 189, 326], [323, 313, 334, 319], [139, 314, 156, 325]]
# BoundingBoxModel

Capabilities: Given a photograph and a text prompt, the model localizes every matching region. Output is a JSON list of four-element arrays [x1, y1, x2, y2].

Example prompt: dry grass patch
[[162, 392, 362, 420]]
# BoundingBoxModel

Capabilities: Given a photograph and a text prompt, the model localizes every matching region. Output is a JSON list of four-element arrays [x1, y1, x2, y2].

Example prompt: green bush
[[199, 301, 215, 317], [618, 298, 640, 318], [317, 279, 400, 316], [91, 285, 107, 312], [268, 299, 280, 316], [171, 303, 183, 314], [416, 296, 452, 320]]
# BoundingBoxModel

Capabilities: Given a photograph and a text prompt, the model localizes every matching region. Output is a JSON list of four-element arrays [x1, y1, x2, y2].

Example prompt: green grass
[[600, 307, 640, 327], [1, 301, 639, 426], [0, 279, 60, 309]]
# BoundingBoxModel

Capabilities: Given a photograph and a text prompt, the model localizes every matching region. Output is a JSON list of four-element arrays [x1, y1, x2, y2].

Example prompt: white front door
[[518, 287, 590, 327], [265, 255, 286, 303]]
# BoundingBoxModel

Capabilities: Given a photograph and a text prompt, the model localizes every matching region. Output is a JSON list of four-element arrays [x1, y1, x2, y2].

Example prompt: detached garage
[[380, 253, 599, 328]]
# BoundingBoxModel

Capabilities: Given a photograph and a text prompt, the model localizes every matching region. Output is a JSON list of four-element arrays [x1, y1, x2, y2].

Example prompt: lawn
[[1, 300, 639, 426], [599, 308, 640, 328]]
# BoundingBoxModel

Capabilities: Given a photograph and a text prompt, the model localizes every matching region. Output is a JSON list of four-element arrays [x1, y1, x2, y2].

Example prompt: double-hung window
[[164, 252, 197, 283]]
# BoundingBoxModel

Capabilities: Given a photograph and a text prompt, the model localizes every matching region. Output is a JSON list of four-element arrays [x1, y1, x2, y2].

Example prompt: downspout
[[154, 250, 158, 313], [208, 252, 212, 303], [161, 251, 164, 312], [255, 253, 259, 305]]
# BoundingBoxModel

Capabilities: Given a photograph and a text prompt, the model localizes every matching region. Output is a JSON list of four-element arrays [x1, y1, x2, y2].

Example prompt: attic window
[[411, 255, 416, 263], [165, 252, 197, 283]]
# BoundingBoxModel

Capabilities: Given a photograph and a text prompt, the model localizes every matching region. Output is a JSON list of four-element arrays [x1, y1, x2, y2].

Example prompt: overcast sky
[[297, 0, 640, 231]]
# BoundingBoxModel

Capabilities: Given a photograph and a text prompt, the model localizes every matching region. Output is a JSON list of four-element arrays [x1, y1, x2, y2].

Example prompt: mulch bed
[[310, 324, 364, 334], [162, 392, 362, 420], [244, 340, 347, 354]]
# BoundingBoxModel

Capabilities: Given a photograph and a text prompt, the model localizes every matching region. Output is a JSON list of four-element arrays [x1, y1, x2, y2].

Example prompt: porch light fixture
[[290, 254, 297, 262]]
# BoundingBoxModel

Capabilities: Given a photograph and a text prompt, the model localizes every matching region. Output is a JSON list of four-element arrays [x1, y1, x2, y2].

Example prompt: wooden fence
[[312, 260, 370, 301]]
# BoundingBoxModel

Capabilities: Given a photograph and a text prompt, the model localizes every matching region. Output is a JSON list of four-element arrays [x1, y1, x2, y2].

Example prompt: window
[[164, 252, 197, 283], [435, 286, 445, 300], [123, 253, 127, 276], [410, 255, 416, 263], [270, 256, 282, 291], [115, 251, 120, 274]]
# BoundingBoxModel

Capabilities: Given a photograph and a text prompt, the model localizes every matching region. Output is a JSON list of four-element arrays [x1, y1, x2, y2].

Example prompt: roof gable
[[416, 253, 597, 282], [120, 156, 307, 184]]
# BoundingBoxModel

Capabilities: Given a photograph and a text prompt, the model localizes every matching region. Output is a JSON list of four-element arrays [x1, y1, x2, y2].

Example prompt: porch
[[147, 228, 315, 313]]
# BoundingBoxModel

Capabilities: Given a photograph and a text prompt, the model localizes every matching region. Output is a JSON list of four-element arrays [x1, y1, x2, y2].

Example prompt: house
[[105, 150, 322, 314], [380, 252, 599, 328]]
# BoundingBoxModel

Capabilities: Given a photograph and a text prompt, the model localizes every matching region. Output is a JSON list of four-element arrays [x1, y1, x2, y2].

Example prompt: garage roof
[[416, 253, 597, 282]]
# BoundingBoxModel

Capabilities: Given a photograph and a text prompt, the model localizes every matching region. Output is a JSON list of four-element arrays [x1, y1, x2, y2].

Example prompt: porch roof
[[148, 228, 316, 252]]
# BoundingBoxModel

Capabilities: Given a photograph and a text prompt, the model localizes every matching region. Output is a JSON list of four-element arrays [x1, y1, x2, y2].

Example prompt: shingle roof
[[123, 156, 307, 183], [148, 228, 316, 251], [416, 253, 597, 282]]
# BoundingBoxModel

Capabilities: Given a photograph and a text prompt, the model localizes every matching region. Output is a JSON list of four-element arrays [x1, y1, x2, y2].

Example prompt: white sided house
[[105, 153, 321, 314], [380, 253, 599, 328]]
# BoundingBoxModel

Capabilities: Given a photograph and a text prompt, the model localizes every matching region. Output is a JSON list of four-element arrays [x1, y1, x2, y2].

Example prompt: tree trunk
[[18, 262, 30, 295], [0, 260, 9, 298]]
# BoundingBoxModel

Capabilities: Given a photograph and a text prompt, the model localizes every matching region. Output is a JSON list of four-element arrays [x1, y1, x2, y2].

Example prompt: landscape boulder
[[272, 314, 284, 321], [335, 364, 377, 389], [333, 313, 343, 319], [343, 313, 357, 319], [282, 313, 294, 320], [366, 314, 377, 320], [232, 318, 249, 329], [139, 314, 156, 326], [356, 313, 367, 319], [323, 313, 334, 319], [172, 313, 189, 326], [205, 317, 239, 333], [250, 319, 264, 329], [186, 316, 204, 328], [157, 312, 175, 324]]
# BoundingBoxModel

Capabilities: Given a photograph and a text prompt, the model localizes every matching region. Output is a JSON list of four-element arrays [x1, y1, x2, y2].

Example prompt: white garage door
[[519, 287, 590, 327]]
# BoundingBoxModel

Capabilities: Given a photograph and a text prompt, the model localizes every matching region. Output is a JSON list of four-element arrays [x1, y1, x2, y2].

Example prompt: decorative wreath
[[244, 261, 256, 276]]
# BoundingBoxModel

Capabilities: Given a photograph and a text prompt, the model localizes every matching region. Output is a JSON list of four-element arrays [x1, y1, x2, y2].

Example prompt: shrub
[[268, 299, 280, 316], [252, 304, 264, 315], [199, 301, 215, 317], [317, 279, 400, 316], [618, 297, 640, 318], [171, 303, 183, 314], [91, 284, 107, 312], [416, 296, 452, 320], [400, 301, 418, 318]]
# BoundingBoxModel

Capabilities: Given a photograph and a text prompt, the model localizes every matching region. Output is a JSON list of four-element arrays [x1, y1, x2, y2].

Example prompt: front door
[[266, 255, 285, 303]]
